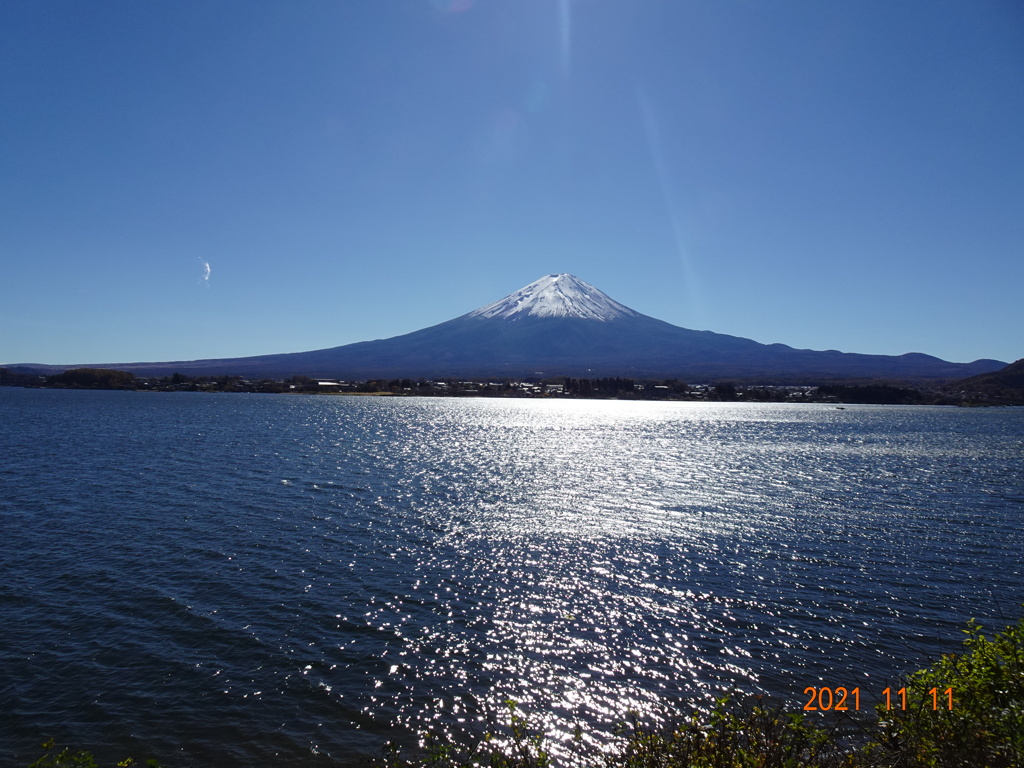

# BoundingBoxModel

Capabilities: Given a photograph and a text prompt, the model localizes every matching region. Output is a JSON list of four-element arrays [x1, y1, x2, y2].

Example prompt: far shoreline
[[1, 367, 1020, 406]]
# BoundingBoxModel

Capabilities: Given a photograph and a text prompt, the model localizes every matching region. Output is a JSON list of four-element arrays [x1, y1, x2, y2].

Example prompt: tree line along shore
[[2, 366, 1021, 406]]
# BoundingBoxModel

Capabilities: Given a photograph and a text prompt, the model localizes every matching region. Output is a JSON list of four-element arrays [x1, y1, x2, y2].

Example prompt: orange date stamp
[[802, 686, 954, 711]]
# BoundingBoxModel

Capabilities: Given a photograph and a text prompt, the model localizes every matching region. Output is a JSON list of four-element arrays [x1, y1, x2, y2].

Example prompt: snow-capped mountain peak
[[468, 274, 640, 322]]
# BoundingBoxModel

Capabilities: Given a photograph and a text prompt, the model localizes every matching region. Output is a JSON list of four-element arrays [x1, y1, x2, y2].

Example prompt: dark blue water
[[1, 388, 1022, 766]]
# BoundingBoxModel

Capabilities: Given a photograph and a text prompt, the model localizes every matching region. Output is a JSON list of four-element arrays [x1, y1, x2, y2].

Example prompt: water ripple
[[1, 391, 1022, 765]]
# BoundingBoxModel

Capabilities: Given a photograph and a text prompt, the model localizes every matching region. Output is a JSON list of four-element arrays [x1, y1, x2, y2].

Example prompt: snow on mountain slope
[[467, 274, 640, 322]]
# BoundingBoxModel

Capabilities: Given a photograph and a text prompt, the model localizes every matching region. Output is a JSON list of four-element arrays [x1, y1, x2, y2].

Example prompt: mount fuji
[[11, 274, 1006, 381]]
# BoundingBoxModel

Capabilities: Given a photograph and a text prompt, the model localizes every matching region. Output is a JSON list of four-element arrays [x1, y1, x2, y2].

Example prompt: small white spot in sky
[[198, 258, 211, 286]]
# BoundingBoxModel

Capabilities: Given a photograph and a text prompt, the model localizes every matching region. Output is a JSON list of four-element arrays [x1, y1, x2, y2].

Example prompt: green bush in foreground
[[604, 697, 858, 768], [26, 617, 1024, 768], [866, 617, 1024, 767], [26, 739, 160, 768]]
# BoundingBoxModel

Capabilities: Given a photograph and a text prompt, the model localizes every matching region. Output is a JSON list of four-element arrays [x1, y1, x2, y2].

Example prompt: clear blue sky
[[3, 0, 1022, 366]]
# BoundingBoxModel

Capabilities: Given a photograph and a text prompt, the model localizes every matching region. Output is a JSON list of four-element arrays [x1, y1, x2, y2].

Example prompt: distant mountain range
[[956, 358, 1024, 400], [6, 274, 1008, 382]]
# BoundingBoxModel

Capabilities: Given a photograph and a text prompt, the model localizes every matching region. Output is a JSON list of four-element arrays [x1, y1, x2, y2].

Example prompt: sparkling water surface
[[1, 389, 1022, 766]]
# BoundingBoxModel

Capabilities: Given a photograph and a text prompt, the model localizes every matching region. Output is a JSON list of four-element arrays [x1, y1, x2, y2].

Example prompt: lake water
[[1, 388, 1022, 766]]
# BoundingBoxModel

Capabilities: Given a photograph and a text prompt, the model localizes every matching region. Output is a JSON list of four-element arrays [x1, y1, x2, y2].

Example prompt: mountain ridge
[[5, 275, 1007, 382]]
